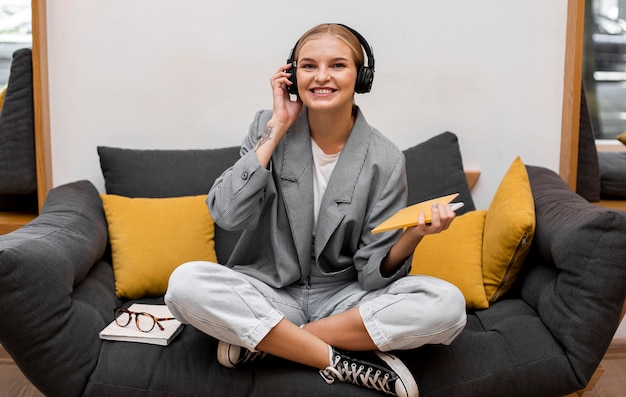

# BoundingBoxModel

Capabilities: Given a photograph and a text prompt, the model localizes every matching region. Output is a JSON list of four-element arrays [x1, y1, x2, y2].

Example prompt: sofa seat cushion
[[396, 299, 578, 397], [87, 300, 576, 397], [598, 151, 626, 198], [86, 313, 253, 396], [85, 297, 381, 397]]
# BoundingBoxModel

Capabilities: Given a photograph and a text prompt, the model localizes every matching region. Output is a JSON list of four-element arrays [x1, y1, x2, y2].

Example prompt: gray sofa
[[0, 48, 38, 212], [1, 132, 625, 397]]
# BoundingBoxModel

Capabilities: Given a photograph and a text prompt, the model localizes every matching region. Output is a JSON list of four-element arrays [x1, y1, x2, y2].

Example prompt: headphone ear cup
[[355, 66, 374, 94], [288, 65, 298, 95]]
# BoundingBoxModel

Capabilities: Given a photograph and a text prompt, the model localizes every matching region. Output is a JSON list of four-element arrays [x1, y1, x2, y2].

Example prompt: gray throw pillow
[[0, 48, 36, 195], [576, 83, 601, 202], [98, 146, 240, 198], [403, 131, 475, 214], [598, 152, 626, 198]]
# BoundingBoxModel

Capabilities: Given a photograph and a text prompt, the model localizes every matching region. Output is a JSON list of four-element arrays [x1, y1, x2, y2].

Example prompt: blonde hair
[[293, 24, 365, 68]]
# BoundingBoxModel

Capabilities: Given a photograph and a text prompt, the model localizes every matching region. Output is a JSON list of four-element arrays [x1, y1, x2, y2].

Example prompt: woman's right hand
[[253, 65, 303, 166], [270, 64, 302, 129]]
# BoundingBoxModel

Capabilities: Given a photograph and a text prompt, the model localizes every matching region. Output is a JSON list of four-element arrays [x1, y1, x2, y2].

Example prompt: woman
[[165, 23, 466, 397]]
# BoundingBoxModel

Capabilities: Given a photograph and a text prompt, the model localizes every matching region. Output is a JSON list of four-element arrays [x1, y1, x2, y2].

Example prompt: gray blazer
[[208, 107, 410, 291]]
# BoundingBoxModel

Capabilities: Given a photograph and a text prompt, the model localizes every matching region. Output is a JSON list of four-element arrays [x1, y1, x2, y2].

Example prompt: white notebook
[[99, 304, 183, 346]]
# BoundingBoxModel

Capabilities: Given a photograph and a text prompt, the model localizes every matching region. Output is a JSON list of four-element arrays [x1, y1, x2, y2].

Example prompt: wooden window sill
[[0, 211, 37, 235]]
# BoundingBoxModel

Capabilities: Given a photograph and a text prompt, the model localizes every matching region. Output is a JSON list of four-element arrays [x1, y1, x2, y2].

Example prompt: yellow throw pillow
[[482, 157, 535, 304], [411, 210, 489, 310], [101, 194, 217, 299], [617, 131, 626, 146]]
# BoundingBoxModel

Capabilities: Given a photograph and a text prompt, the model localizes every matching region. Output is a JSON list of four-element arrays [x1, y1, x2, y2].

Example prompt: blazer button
[[241, 171, 249, 180]]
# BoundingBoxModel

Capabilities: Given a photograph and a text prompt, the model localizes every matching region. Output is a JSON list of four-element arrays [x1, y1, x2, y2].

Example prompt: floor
[[1, 340, 625, 397], [581, 340, 626, 397]]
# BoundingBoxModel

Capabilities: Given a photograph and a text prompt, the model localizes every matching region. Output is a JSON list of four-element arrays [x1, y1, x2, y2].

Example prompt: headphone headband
[[337, 24, 375, 70], [286, 24, 375, 95]]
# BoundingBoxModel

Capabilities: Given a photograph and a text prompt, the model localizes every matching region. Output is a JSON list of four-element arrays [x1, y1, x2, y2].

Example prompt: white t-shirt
[[311, 138, 341, 228]]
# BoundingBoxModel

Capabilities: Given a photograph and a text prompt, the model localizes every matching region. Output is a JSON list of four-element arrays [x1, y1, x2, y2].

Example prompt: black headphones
[[286, 24, 375, 96]]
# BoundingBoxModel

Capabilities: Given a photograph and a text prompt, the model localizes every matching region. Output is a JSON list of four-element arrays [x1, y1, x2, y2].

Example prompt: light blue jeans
[[165, 261, 467, 352]]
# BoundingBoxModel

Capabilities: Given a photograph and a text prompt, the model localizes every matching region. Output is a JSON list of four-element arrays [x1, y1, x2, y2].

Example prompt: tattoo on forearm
[[256, 124, 274, 149]]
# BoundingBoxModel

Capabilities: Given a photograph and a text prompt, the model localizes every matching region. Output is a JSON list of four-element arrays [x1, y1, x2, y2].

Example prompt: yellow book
[[372, 193, 463, 234]]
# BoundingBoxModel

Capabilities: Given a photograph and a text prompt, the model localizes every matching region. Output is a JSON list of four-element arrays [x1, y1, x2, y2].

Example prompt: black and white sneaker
[[319, 347, 419, 397], [217, 341, 269, 368]]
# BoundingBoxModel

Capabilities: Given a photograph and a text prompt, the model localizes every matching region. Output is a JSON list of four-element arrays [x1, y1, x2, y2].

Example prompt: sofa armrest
[[0, 180, 117, 397], [523, 165, 626, 385]]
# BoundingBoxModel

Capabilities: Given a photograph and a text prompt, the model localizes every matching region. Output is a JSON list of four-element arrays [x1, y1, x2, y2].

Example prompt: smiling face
[[295, 34, 359, 113]]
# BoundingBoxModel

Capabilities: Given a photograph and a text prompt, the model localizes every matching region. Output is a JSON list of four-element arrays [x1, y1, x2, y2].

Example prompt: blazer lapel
[[280, 110, 314, 281], [314, 110, 371, 259]]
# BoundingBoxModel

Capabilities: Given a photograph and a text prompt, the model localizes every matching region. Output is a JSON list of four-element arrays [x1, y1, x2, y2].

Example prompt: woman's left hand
[[407, 203, 456, 237], [381, 203, 456, 276]]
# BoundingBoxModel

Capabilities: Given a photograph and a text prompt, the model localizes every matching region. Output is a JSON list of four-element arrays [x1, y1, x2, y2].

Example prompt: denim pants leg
[[165, 261, 307, 351], [303, 274, 467, 352], [165, 262, 466, 353], [357, 275, 467, 351]]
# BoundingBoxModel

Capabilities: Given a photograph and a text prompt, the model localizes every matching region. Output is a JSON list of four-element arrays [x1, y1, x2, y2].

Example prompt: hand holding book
[[372, 193, 464, 234]]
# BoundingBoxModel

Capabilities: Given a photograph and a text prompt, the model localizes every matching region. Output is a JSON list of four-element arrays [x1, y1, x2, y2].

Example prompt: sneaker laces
[[320, 352, 395, 396]]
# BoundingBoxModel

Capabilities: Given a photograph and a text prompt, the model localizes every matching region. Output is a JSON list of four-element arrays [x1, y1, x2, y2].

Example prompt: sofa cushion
[[523, 165, 626, 384], [86, 297, 256, 396], [403, 131, 475, 214], [98, 134, 474, 265], [101, 194, 218, 299], [98, 146, 241, 198], [0, 180, 117, 397], [0, 48, 37, 196], [98, 146, 241, 264], [411, 210, 489, 309], [87, 298, 382, 397], [598, 152, 626, 198], [482, 157, 535, 304], [397, 299, 579, 396], [410, 157, 535, 310], [575, 83, 601, 202]]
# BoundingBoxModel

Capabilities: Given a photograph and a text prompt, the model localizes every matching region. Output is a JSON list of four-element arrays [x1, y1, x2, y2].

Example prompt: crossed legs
[[256, 307, 376, 369], [165, 261, 466, 370]]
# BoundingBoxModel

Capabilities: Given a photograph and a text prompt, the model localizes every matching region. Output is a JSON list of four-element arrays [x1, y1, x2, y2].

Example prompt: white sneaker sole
[[216, 341, 237, 368], [375, 351, 419, 397]]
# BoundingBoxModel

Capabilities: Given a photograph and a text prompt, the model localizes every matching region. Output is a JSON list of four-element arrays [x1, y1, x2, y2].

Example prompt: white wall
[[45, 0, 569, 209]]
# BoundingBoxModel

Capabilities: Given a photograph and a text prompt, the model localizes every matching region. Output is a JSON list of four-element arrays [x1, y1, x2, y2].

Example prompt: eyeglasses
[[113, 307, 176, 333]]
